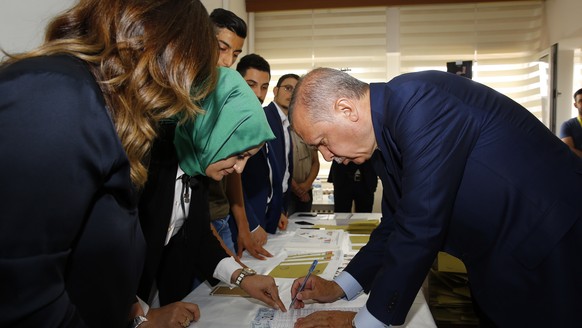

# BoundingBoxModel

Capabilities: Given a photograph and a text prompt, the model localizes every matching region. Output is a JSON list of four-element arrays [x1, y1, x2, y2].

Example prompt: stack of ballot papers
[[251, 307, 361, 328], [268, 251, 340, 279], [284, 228, 343, 250]]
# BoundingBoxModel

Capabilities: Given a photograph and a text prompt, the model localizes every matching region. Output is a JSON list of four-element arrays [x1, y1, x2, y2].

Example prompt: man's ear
[[334, 98, 358, 122]]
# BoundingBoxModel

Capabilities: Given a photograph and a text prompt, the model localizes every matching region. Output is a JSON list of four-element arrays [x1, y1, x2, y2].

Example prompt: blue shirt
[[559, 117, 582, 150]]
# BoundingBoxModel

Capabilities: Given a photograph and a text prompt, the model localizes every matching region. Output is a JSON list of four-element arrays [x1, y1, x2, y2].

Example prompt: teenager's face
[[216, 28, 244, 68], [575, 94, 582, 116], [243, 68, 270, 104]]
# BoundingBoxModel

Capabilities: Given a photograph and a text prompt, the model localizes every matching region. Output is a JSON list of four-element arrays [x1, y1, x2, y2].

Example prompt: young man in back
[[236, 54, 289, 240], [559, 88, 582, 157], [207, 9, 271, 260]]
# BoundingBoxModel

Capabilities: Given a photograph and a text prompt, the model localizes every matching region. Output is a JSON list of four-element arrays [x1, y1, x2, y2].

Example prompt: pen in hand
[[289, 259, 318, 309]]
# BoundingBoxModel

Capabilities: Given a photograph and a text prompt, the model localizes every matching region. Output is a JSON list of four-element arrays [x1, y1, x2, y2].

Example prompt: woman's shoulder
[[0, 54, 117, 149], [2, 55, 91, 81]]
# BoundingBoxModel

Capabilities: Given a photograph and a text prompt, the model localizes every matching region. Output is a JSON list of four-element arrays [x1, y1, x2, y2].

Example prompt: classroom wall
[[3, 0, 581, 63], [0, 0, 245, 56], [545, 0, 582, 46]]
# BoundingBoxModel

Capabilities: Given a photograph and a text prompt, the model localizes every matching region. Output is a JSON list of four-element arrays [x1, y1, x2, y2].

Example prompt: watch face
[[244, 267, 257, 275]]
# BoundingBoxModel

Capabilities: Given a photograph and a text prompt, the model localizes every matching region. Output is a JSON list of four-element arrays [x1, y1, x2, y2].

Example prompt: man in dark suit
[[288, 68, 582, 327], [262, 73, 300, 230]]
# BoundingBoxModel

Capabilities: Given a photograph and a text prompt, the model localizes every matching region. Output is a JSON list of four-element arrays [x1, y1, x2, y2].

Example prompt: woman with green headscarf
[[137, 67, 285, 326], [174, 67, 275, 180]]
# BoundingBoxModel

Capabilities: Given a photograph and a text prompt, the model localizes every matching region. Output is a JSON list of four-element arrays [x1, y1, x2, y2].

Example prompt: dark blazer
[[328, 161, 377, 193], [137, 121, 228, 306], [264, 102, 293, 212], [239, 143, 284, 235], [345, 71, 582, 326], [328, 160, 378, 213], [0, 55, 145, 328]]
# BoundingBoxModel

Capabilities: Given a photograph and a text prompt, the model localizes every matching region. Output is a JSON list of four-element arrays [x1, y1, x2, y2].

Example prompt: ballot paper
[[268, 251, 339, 279], [284, 228, 343, 250], [251, 307, 361, 328]]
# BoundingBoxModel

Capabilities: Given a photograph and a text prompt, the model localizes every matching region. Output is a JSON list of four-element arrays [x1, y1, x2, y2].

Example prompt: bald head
[[289, 67, 369, 125], [289, 68, 376, 165]]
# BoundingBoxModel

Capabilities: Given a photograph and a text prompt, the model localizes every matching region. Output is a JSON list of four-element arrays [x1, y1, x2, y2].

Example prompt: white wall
[[546, 0, 582, 46], [0, 0, 247, 56], [0, 0, 75, 56]]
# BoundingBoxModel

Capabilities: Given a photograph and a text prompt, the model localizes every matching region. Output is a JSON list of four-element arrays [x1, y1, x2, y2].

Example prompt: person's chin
[[209, 173, 225, 181], [350, 157, 368, 165]]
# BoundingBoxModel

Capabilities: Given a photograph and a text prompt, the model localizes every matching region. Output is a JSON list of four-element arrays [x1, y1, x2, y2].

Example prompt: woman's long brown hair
[[4, 0, 218, 187]]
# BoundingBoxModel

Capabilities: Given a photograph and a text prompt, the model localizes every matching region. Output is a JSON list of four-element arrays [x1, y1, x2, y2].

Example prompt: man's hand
[[290, 275, 345, 309], [239, 274, 287, 312], [291, 179, 306, 197], [299, 192, 311, 202], [237, 228, 272, 260], [251, 226, 268, 246], [297, 181, 311, 196], [294, 310, 356, 328], [144, 301, 200, 328], [278, 213, 288, 230]]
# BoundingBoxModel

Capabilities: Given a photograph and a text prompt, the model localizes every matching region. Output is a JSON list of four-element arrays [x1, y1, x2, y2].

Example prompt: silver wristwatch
[[130, 315, 148, 328], [235, 267, 257, 286]]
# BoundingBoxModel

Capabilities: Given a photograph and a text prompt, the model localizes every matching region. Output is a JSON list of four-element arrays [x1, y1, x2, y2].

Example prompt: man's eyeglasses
[[278, 85, 294, 93]]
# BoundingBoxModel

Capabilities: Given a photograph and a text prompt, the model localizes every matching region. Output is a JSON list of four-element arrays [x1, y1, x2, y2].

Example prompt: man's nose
[[218, 53, 235, 68], [318, 147, 334, 162]]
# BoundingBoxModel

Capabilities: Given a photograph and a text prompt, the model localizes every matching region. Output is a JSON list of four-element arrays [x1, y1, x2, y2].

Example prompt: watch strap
[[235, 267, 256, 286], [130, 315, 148, 328]]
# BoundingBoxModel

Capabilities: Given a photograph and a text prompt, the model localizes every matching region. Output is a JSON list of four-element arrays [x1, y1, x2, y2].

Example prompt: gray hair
[[289, 68, 369, 125]]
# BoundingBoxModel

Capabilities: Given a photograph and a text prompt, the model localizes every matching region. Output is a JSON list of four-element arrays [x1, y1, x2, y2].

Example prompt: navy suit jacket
[[264, 102, 293, 212], [238, 103, 291, 235], [239, 144, 283, 234], [344, 71, 582, 326]]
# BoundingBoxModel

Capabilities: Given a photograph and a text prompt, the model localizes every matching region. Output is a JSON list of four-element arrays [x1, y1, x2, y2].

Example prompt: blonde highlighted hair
[[4, 0, 218, 187]]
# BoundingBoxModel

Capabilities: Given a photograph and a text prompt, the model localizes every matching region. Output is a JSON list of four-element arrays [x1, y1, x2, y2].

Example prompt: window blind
[[254, 1, 544, 115], [399, 1, 544, 116], [254, 6, 390, 105]]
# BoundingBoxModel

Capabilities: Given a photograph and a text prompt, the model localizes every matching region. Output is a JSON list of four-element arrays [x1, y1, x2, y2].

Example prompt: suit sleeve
[[243, 193, 260, 231], [345, 82, 480, 325]]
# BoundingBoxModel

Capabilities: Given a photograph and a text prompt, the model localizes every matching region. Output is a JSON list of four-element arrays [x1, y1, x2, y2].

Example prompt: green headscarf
[[174, 66, 275, 177]]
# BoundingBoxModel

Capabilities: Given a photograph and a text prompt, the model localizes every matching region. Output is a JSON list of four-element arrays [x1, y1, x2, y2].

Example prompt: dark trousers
[[288, 190, 313, 215], [333, 183, 374, 213]]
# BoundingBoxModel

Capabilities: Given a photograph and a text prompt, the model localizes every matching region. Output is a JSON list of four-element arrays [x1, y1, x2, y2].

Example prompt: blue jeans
[[211, 215, 235, 254]]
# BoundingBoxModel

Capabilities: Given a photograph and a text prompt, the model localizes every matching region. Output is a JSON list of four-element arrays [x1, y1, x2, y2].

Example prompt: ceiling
[[245, 0, 538, 12]]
